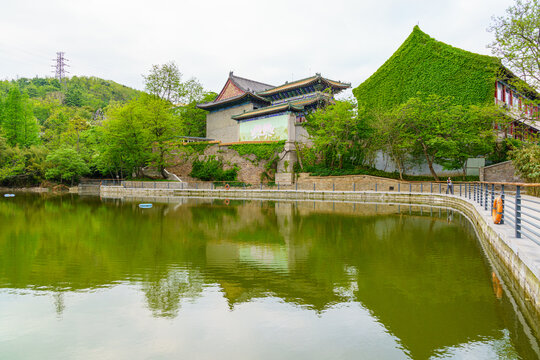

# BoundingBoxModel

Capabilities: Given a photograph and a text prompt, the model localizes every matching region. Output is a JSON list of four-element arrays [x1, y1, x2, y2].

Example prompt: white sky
[[0, 0, 513, 94]]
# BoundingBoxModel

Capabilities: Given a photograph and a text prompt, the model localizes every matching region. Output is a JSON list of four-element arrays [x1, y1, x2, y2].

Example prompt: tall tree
[[393, 95, 498, 180], [489, 0, 540, 91], [511, 142, 540, 195], [174, 92, 216, 137], [143, 62, 183, 103], [138, 94, 180, 178], [45, 147, 89, 184], [306, 99, 368, 169], [370, 110, 414, 179], [101, 100, 150, 178], [1, 87, 39, 147]]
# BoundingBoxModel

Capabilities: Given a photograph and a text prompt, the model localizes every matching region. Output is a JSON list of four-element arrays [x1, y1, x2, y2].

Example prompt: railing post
[[211, 182, 214, 190], [278, 183, 280, 191], [490, 184, 494, 211], [333, 182, 335, 192], [196, 183, 198, 190], [353, 183, 356, 192], [398, 183, 400, 192], [375, 183, 377, 192], [501, 185, 505, 225], [421, 183, 423, 193], [431, 183, 433, 193], [409, 183, 411, 193], [260, 183, 263, 190], [439, 183, 441, 193], [484, 184, 489, 211], [481, 184, 484, 207], [516, 185, 521, 238], [313, 182, 315, 191]]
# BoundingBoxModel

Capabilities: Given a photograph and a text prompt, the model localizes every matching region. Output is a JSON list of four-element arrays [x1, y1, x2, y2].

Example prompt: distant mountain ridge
[[0, 76, 142, 111]]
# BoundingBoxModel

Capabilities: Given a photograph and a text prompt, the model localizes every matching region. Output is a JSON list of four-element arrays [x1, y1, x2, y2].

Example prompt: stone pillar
[[275, 113, 299, 185], [276, 141, 297, 185]]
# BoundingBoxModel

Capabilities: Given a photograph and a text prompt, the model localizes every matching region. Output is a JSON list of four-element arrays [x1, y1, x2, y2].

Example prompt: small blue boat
[[4, 194, 15, 198], [139, 203, 153, 208]]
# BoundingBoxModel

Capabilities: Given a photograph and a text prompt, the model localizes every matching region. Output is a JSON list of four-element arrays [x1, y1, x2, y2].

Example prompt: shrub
[[190, 156, 237, 181]]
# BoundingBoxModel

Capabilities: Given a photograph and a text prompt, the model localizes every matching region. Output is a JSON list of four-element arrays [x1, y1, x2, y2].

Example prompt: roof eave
[[232, 103, 304, 120], [197, 92, 270, 110]]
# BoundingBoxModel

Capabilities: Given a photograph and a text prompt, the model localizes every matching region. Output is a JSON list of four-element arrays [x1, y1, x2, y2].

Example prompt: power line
[[51, 51, 69, 82]]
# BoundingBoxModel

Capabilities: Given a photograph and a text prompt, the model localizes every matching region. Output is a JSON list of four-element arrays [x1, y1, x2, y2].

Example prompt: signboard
[[239, 114, 289, 141]]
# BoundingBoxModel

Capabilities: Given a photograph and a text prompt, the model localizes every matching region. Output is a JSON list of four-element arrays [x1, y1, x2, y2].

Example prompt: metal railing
[[96, 178, 540, 243]]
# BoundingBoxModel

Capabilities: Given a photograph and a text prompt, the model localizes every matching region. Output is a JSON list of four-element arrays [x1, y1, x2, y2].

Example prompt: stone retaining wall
[[99, 185, 540, 336], [480, 161, 522, 183]]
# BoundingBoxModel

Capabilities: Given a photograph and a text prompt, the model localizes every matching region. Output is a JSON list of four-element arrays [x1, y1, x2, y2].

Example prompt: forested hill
[[0, 76, 141, 113], [0, 67, 213, 186]]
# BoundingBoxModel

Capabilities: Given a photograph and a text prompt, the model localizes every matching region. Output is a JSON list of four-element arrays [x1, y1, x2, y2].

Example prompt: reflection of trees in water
[[142, 269, 204, 318], [53, 291, 65, 318], [2, 196, 536, 358]]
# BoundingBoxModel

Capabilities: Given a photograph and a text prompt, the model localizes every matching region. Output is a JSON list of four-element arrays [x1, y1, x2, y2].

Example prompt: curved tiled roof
[[229, 72, 274, 93], [231, 103, 304, 120], [257, 74, 350, 96], [196, 92, 270, 110]]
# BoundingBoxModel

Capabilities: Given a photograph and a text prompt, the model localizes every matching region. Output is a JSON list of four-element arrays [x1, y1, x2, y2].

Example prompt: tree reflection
[[142, 269, 204, 318], [0, 195, 537, 358]]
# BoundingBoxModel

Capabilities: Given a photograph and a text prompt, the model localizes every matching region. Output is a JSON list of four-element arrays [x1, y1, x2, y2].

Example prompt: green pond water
[[0, 193, 538, 359]]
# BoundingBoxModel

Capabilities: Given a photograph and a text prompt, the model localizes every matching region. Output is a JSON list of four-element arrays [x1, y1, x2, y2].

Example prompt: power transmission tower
[[51, 51, 69, 83]]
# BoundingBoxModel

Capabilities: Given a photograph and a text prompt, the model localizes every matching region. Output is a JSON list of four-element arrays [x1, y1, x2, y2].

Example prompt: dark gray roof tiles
[[229, 72, 274, 93]]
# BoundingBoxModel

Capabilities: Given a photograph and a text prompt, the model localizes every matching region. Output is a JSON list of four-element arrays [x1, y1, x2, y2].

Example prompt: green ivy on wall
[[167, 141, 214, 155], [353, 26, 501, 112], [228, 141, 285, 161]]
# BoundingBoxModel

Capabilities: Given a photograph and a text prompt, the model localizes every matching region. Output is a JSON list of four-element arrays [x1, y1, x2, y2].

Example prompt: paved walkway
[[447, 189, 540, 282]]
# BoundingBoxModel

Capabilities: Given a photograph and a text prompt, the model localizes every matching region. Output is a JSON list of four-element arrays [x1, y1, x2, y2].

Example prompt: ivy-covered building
[[353, 26, 539, 138], [197, 72, 350, 143]]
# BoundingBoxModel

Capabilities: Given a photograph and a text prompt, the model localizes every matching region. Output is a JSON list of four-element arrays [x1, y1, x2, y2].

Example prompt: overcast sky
[[0, 0, 513, 95]]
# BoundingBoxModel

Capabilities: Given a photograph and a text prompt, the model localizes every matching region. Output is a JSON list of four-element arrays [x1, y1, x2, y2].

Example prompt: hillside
[[0, 76, 141, 111]]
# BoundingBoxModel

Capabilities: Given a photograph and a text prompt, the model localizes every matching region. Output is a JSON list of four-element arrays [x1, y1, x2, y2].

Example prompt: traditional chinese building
[[354, 26, 539, 140], [197, 72, 350, 143]]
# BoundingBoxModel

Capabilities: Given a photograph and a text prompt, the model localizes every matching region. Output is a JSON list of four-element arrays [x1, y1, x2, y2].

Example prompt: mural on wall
[[239, 114, 288, 141]]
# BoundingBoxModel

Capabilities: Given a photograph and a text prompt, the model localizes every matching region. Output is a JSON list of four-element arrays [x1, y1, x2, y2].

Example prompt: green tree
[[143, 62, 183, 103], [1, 87, 39, 147], [489, 0, 540, 91], [174, 92, 216, 137], [393, 95, 498, 180], [305, 99, 367, 169], [0, 136, 25, 183], [511, 143, 540, 182], [66, 115, 89, 152], [370, 110, 415, 179], [138, 94, 180, 178], [64, 85, 84, 107], [45, 147, 89, 184], [100, 100, 150, 178]]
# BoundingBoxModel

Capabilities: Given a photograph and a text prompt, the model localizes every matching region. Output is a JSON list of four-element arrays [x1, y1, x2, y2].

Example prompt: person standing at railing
[[446, 177, 454, 195]]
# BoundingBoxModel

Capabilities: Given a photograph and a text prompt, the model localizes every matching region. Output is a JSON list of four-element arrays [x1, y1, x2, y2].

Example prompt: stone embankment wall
[[296, 173, 415, 191], [480, 161, 522, 183]]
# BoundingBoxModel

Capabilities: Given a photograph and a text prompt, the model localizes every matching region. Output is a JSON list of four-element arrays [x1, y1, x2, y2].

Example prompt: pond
[[0, 194, 538, 359]]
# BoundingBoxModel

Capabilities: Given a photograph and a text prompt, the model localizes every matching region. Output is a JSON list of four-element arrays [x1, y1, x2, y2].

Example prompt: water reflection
[[0, 193, 538, 359]]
